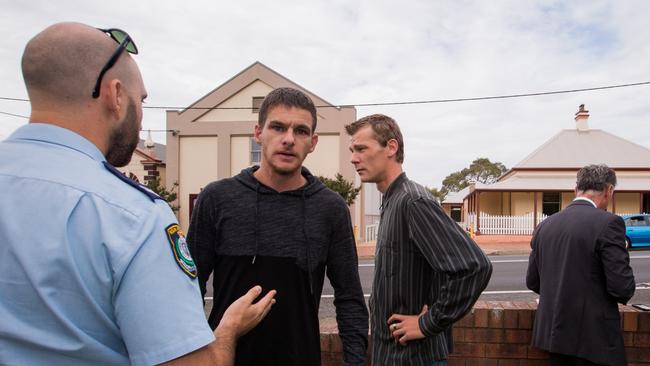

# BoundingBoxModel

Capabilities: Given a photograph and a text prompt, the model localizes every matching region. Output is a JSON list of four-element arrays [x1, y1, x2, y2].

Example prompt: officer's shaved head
[[21, 22, 137, 105]]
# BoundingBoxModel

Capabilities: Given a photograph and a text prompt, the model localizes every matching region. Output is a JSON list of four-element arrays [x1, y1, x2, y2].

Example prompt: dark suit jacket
[[526, 200, 635, 366]]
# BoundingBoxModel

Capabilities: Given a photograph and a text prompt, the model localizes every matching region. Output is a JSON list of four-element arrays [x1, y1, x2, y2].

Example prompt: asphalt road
[[202, 250, 650, 320]]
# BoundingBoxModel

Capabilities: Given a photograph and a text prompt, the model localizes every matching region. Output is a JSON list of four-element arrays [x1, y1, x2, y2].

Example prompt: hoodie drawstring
[[301, 190, 313, 295], [244, 167, 315, 295], [252, 182, 260, 264]]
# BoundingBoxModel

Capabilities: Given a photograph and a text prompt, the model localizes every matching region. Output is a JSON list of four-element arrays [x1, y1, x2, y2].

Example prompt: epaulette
[[103, 161, 162, 202]]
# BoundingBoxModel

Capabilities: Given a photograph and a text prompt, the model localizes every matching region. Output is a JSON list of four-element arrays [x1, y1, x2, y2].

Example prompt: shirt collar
[[7, 123, 106, 162], [382, 172, 408, 202], [573, 196, 597, 208]]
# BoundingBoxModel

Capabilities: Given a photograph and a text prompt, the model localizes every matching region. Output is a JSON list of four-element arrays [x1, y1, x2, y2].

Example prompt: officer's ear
[[100, 78, 126, 121]]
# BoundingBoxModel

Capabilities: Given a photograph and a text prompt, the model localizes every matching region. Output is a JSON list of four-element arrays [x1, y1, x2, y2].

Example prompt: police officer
[[0, 22, 275, 366]]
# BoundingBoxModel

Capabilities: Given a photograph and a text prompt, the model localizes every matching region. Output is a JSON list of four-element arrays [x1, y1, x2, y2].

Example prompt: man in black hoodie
[[187, 87, 369, 366]]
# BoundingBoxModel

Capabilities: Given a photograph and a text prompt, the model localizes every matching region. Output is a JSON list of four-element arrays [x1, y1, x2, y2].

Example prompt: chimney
[[468, 180, 476, 192], [575, 104, 589, 131], [144, 130, 156, 158]]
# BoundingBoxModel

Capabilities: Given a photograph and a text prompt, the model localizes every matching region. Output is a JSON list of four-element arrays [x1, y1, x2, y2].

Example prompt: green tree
[[432, 158, 507, 201], [460, 158, 507, 185], [427, 187, 448, 202], [146, 177, 180, 213], [318, 173, 362, 206], [441, 171, 467, 193]]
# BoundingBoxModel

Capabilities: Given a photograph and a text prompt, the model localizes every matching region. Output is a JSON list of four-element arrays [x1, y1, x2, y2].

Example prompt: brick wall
[[320, 301, 650, 365]]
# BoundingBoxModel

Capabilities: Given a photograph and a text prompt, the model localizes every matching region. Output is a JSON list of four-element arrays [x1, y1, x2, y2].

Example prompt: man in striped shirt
[[346, 114, 492, 366]]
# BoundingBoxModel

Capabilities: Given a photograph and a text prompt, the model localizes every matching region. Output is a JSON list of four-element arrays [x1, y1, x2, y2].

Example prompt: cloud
[[1, 0, 649, 187]]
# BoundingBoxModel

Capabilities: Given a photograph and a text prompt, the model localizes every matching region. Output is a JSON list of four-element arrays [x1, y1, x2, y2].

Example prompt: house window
[[189, 194, 199, 220], [250, 138, 261, 165], [450, 206, 462, 222], [252, 97, 264, 113], [542, 192, 561, 216]]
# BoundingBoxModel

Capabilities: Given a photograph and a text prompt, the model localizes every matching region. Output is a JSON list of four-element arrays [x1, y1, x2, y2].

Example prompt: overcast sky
[[1, 0, 649, 187]]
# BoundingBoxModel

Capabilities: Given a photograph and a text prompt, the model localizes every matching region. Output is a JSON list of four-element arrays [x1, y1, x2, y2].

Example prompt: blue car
[[622, 214, 650, 249]]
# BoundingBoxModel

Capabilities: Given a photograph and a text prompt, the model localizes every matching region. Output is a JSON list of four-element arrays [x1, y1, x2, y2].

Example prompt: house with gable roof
[[118, 131, 166, 184], [165, 62, 370, 233], [453, 105, 650, 235]]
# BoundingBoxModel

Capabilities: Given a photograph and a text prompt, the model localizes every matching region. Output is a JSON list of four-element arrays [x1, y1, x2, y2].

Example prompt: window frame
[[252, 96, 264, 113], [542, 192, 561, 216], [250, 137, 261, 165]]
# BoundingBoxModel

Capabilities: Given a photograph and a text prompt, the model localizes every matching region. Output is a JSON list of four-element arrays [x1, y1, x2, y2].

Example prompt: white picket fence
[[465, 212, 549, 235], [365, 224, 379, 242], [365, 212, 643, 240]]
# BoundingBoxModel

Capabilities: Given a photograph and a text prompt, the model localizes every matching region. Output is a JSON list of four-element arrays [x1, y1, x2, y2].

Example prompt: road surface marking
[[202, 285, 650, 301], [358, 255, 650, 267]]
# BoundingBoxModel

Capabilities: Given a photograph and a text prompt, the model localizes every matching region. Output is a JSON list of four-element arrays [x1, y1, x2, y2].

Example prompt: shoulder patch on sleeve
[[165, 224, 198, 279], [103, 161, 162, 202]]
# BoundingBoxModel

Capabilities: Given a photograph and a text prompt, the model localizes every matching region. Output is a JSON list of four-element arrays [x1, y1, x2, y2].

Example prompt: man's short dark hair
[[258, 87, 317, 131], [576, 164, 617, 192], [345, 114, 404, 163]]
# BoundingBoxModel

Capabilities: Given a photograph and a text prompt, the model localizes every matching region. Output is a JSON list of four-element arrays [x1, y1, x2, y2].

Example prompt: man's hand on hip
[[387, 305, 428, 346]]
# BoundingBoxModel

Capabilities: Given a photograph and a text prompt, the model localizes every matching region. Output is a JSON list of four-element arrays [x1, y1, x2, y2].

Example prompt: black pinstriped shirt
[[370, 173, 492, 366]]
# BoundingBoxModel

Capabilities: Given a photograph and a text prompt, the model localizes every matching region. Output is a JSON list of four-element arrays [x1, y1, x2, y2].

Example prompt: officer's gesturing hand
[[217, 286, 277, 339], [160, 286, 276, 366]]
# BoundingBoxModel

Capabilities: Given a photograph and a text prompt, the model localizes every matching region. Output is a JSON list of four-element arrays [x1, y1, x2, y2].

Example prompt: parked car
[[622, 214, 650, 249]]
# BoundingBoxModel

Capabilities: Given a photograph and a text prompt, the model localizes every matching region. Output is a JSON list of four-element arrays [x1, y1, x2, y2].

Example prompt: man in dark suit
[[526, 164, 635, 366]]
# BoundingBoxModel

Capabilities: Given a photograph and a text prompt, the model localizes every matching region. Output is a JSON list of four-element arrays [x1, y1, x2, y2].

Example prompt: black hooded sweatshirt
[[187, 166, 368, 366]]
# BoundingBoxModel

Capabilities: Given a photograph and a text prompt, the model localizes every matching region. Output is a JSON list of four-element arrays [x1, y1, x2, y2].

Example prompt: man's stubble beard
[[106, 99, 139, 167]]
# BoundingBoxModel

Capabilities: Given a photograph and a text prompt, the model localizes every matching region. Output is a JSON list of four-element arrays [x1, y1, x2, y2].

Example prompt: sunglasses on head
[[91, 28, 138, 98]]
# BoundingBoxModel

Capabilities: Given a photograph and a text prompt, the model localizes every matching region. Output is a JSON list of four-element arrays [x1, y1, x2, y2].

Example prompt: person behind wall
[[0, 22, 275, 366], [346, 114, 492, 366], [187, 87, 369, 366], [526, 164, 635, 366]]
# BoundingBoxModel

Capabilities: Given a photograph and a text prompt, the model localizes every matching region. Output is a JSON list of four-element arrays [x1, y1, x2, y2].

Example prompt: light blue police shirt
[[0, 123, 215, 365]]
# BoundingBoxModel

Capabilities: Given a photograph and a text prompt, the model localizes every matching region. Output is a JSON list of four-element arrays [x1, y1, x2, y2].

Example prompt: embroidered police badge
[[165, 224, 197, 279]]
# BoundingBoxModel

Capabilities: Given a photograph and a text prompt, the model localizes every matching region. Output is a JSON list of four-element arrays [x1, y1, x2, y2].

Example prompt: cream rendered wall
[[119, 153, 148, 182], [231, 135, 253, 176], [303, 134, 339, 179], [615, 193, 640, 214], [179, 136, 219, 230], [503, 192, 511, 215], [561, 192, 575, 209], [197, 81, 274, 122], [479, 192, 502, 214], [364, 183, 381, 217], [159, 166, 167, 183], [618, 171, 650, 178], [511, 192, 535, 215]]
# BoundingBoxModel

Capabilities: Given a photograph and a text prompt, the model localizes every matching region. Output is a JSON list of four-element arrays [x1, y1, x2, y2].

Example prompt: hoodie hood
[[234, 165, 327, 196], [233, 165, 327, 294]]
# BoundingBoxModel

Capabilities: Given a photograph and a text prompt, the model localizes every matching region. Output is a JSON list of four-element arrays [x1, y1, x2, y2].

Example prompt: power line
[[0, 111, 28, 118], [1, 80, 649, 110], [349, 81, 650, 107], [0, 112, 176, 133], [0, 97, 28, 102]]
